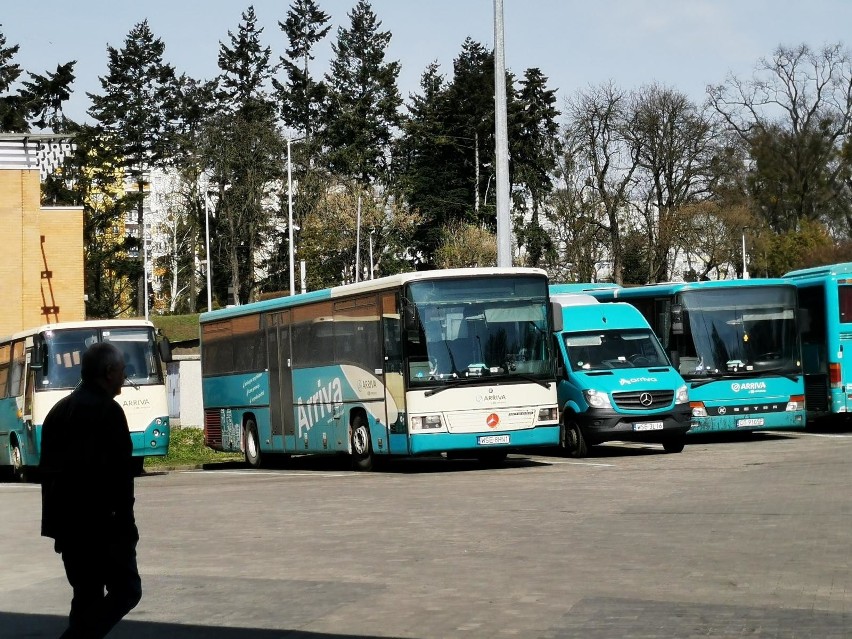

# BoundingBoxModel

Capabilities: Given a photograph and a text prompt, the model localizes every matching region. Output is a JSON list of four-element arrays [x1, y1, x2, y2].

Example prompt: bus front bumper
[[408, 424, 560, 455], [130, 417, 170, 458]]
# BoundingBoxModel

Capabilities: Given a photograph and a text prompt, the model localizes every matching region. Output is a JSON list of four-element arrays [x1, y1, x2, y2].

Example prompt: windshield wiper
[[424, 376, 487, 397], [489, 370, 552, 390]]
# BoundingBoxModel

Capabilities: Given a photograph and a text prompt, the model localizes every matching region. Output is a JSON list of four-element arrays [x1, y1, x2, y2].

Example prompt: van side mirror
[[550, 301, 563, 333], [671, 304, 684, 335], [158, 338, 173, 364]]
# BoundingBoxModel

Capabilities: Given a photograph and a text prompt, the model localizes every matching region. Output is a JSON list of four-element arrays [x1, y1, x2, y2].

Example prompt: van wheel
[[245, 419, 262, 468], [350, 414, 373, 471], [662, 435, 685, 454], [561, 420, 588, 458]]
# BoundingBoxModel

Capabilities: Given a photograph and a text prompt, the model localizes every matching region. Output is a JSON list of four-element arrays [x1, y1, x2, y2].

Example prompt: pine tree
[[322, 0, 402, 185], [87, 20, 178, 315]]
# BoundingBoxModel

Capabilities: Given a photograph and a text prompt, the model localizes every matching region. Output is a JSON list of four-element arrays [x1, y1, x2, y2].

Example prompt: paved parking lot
[[3, 428, 852, 638]]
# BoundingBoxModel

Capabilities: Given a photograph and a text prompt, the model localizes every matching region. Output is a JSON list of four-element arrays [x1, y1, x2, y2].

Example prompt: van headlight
[[675, 385, 689, 404], [583, 389, 611, 408]]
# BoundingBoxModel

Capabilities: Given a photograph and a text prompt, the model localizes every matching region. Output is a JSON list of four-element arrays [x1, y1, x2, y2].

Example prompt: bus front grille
[[204, 410, 222, 447], [611, 390, 674, 411]]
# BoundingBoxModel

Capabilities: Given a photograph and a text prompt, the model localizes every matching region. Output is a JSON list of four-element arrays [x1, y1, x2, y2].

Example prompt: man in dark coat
[[40, 341, 142, 639]]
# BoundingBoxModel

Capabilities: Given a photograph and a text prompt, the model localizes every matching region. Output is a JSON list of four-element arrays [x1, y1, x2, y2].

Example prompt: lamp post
[[204, 189, 212, 312], [287, 137, 296, 296], [494, 0, 511, 267], [741, 227, 749, 280]]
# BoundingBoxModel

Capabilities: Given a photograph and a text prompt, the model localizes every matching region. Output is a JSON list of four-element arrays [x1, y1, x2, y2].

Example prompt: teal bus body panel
[[783, 262, 852, 420], [409, 426, 559, 455], [130, 417, 170, 457], [0, 397, 20, 466]]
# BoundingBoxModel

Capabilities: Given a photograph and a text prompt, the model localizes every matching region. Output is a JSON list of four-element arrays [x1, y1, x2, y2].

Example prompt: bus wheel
[[245, 419, 262, 469], [662, 435, 685, 454], [11, 442, 26, 482], [350, 414, 373, 472], [561, 420, 588, 458]]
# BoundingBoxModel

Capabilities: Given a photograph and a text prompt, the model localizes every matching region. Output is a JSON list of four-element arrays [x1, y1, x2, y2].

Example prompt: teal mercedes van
[[551, 292, 691, 457]]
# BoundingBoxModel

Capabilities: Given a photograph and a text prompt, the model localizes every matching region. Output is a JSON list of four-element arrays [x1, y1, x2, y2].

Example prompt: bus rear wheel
[[561, 419, 588, 458], [245, 419, 262, 469], [350, 414, 373, 472]]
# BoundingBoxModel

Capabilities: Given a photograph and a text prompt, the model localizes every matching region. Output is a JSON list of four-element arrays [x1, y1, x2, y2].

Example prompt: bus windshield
[[678, 287, 800, 378], [38, 326, 164, 390], [404, 276, 552, 385], [563, 329, 669, 372]]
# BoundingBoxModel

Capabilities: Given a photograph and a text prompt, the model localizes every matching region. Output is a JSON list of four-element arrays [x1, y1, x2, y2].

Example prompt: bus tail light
[[786, 395, 805, 412], [538, 406, 558, 422], [829, 363, 842, 389], [690, 401, 707, 417]]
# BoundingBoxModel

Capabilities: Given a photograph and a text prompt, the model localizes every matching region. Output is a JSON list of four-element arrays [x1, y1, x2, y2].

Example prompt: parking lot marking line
[[182, 470, 367, 478], [543, 460, 615, 467], [794, 432, 852, 438]]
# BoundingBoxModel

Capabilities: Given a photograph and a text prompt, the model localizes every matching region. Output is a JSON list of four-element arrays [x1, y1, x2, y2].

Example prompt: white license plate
[[737, 418, 765, 427], [633, 421, 664, 431], [478, 435, 510, 445]]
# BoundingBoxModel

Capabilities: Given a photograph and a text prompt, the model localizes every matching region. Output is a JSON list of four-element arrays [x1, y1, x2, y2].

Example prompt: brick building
[[0, 134, 84, 337]]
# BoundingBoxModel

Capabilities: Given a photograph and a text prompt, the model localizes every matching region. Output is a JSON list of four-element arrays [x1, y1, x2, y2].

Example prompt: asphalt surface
[[3, 427, 852, 639]]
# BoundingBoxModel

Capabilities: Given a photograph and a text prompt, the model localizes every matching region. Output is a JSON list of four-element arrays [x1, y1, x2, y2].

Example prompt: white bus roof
[[3, 319, 155, 343]]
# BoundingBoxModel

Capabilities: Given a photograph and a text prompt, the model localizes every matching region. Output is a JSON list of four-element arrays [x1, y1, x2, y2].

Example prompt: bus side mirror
[[669, 350, 680, 370], [158, 338, 173, 364], [403, 305, 418, 332], [30, 340, 44, 371], [550, 301, 563, 333], [671, 304, 684, 335]]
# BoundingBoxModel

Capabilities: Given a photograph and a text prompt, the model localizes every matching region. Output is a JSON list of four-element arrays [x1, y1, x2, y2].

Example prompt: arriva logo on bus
[[731, 382, 767, 393], [297, 377, 344, 439]]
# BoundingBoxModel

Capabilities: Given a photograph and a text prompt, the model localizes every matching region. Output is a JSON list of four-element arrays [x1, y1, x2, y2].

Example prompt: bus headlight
[[583, 389, 611, 409], [411, 415, 443, 430], [691, 401, 707, 417], [675, 385, 689, 404], [537, 406, 558, 422], [786, 395, 805, 412]]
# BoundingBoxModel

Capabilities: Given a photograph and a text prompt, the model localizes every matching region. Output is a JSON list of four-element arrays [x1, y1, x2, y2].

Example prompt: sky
[[3, 0, 852, 125]]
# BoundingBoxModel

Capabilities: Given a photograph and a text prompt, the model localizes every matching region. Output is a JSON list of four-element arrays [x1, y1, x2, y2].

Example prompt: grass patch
[[149, 313, 201, 343], [145, 426, 243, 469]]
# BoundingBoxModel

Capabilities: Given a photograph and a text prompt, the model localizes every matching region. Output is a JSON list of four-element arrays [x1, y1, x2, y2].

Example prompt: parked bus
[[0, 320, 172, 480], [783, 262, 852, 424], [550, 290, 691, 456], [199, 268, 562, 470], [576, 280, 806, 434]]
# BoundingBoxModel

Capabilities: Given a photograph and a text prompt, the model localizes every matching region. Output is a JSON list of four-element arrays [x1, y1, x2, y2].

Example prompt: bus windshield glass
[[404, 275, 552, 385], [563, 329, 669, 372], [38, 327, 164, 390], [678, 287, 800, 378]]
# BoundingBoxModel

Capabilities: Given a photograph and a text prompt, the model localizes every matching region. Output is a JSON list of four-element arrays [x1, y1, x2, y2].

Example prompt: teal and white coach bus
[[784, 262, 852, 424], [0, 320, 172, 480], [199, 268, 562, 470], [578, 279, 806, 435]]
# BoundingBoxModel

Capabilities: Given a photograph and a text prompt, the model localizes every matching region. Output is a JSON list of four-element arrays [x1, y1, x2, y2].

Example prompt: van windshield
[[562, 329, 669, 372]]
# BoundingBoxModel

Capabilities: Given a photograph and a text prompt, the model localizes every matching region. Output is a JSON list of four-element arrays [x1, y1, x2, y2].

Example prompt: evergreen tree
[[209, 6, 285, 305], [0, 26, 76, 133], [87, 20, 178, 315], [512, 67, 560, 267], [275, 0, 331, 145], [322, 0, 402, 185]]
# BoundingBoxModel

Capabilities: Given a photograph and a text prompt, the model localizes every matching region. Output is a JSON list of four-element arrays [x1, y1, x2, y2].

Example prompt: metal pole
[[300, 259, 306, 293], [143, 222, 149, 320], [741, 228, 749, 280], [494, 0, 512, 267], [204, 190, 212, 312], [288, 138, 295, 296], [355, 195, 362, 282], [369, 230, 374, 280]]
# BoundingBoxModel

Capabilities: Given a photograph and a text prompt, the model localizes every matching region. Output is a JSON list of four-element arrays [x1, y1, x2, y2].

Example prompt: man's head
[[81, 342, 126, 397]]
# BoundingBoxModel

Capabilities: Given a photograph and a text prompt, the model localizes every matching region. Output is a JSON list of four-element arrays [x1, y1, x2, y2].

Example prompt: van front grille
[[612, 390, 674, 411]]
